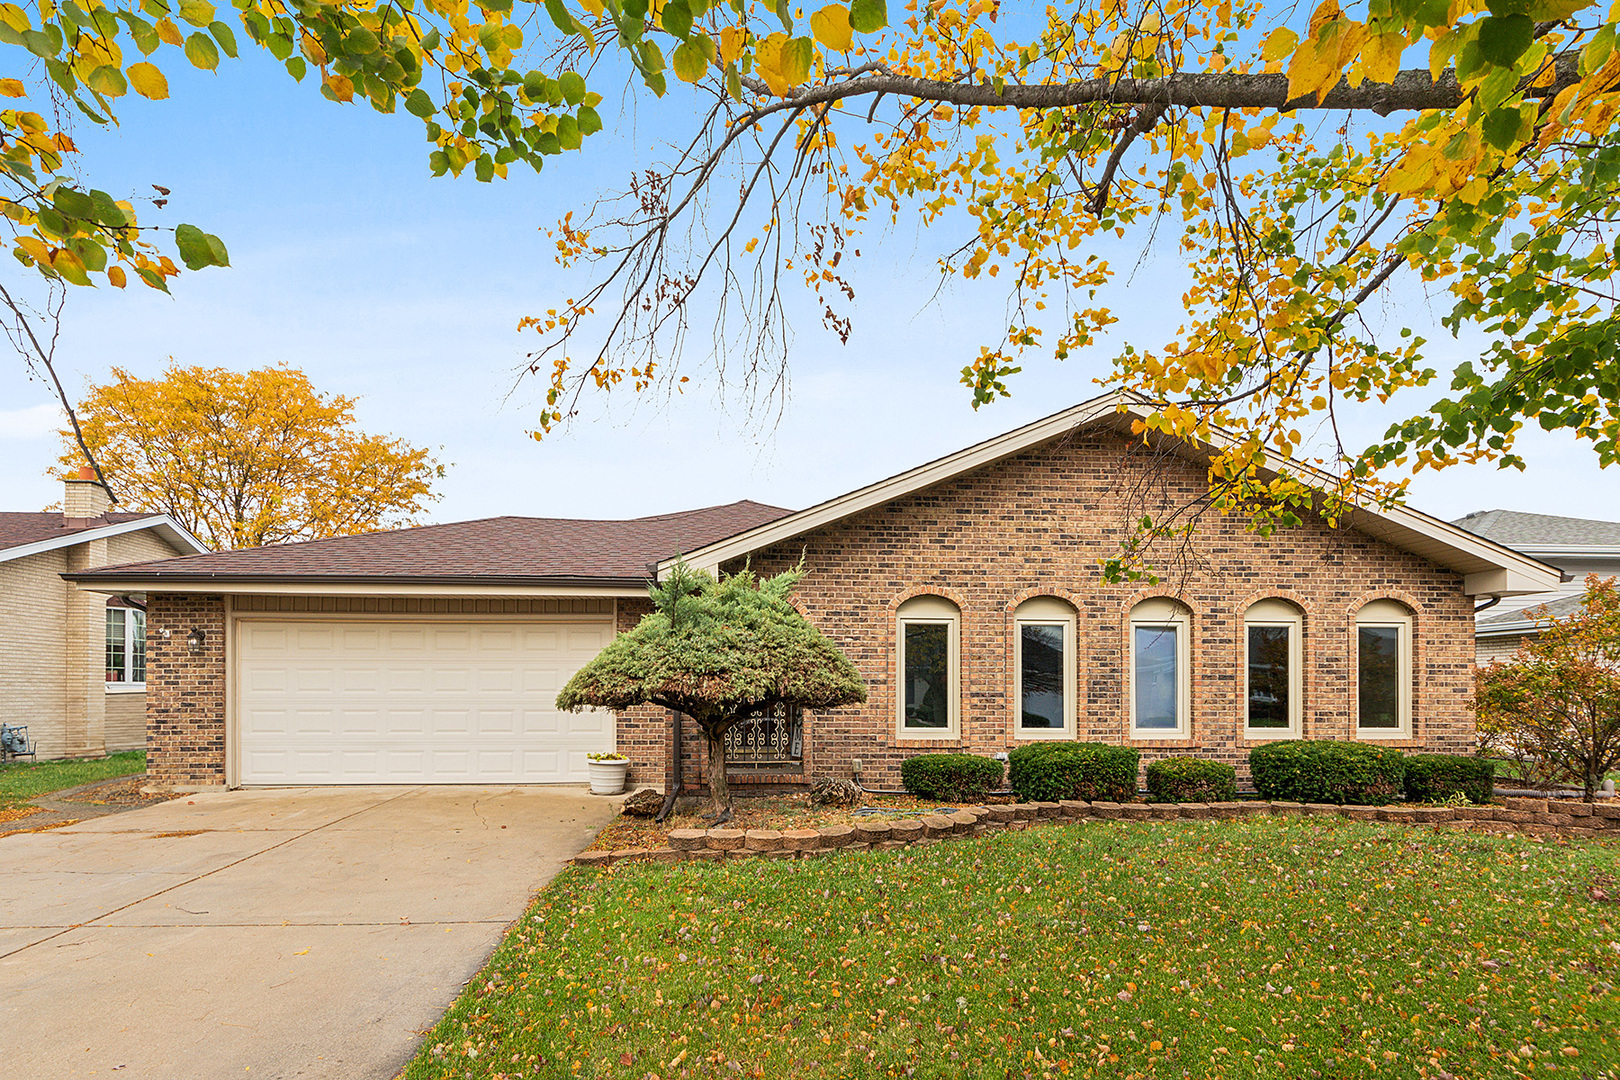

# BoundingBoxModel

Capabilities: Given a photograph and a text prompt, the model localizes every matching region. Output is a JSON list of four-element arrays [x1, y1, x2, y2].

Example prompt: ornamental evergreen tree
[[556, 562, 866, 819]]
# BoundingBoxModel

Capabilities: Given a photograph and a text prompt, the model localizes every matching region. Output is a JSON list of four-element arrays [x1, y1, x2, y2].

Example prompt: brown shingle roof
[[0, 511, 159, 552], [66, 500, 793, 586]]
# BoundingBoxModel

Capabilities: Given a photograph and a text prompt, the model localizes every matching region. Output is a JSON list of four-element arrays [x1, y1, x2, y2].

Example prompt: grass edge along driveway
[[405, 818, 1620, 1080], [0, 749, 145, 813]]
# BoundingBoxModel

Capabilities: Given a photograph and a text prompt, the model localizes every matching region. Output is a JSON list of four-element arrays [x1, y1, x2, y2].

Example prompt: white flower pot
[[588, 759, 629, 795]]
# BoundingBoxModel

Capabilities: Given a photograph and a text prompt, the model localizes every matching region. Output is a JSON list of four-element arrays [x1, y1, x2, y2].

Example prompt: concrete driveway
[[0, 786, 618, 1080]]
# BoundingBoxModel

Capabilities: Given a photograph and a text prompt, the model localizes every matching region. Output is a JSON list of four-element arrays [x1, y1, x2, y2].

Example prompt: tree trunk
[[703, 722, 732, 821], [655, 709, 683, 824]]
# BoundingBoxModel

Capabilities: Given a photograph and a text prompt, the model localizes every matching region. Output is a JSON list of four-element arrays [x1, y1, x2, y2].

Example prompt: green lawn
[[0, 750, 145, 811], [406, 818, 1619, 1080]]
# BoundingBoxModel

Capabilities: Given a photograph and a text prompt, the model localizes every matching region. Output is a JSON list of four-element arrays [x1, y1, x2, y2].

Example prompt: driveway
[[0, 786, 618, 1080]]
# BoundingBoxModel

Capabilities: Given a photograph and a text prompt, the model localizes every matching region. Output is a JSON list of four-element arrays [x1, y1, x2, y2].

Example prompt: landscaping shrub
[[1403, 754, 1495, 804], [1008, 743, 1140, 802], [900, 754, 1004, 801], [1145, 756, 1237, 803], [1248, 740, 1405, 805]]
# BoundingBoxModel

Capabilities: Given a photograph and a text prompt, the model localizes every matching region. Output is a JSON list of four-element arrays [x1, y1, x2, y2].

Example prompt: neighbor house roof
[[665, 392, 1562, 599], [1476, 592, 1587, 637], [65, 500, 792, 594], [1, 511, 207, 567], [1452, 509, 1620, 553]]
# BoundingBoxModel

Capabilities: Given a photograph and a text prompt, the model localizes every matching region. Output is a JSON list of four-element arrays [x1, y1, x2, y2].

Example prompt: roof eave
[[63, 573, 652, 598]]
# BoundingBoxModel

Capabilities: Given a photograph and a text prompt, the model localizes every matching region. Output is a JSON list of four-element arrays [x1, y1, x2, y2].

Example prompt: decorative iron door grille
[[724, 703, 803, 765]]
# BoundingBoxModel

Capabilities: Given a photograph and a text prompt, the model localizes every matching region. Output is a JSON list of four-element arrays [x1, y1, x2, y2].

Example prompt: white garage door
[[236, 619, 616, 785]]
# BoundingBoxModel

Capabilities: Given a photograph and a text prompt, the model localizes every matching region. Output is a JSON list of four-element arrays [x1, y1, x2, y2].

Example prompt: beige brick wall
[[727, 430, 1480, 790], [0, 548, 71, 756], [1476, 633, 1528, 668], [0, 524, 188, 760]]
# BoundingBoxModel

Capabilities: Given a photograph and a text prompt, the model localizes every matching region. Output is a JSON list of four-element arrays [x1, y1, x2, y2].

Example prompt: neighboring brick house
[[3, 469, 205, 759], [68, 394, 1561, 791], [1453, 510, 1620, 665]]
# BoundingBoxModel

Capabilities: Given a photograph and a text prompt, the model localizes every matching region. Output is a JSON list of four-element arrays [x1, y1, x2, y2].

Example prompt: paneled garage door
[[236, 619, 616, 784]]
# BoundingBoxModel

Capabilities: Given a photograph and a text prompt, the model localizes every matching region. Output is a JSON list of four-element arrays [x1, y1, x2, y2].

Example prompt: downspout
[[1474, 595, 1502, 614], [655, 709, 683, 823]]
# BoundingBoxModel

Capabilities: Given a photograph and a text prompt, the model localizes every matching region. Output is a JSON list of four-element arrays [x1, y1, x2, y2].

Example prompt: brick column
[[145, 593, 227, 787]]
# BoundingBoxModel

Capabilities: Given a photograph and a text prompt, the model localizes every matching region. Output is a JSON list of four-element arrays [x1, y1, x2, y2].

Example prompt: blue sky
[[2, 45, 1616, 530]]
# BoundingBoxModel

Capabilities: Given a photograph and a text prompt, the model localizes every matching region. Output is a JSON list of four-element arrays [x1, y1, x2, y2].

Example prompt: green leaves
[[184, 30, 219, 70], [174, 223, 229, 270], [559, 70, 586, 104], [661, 0, 693, 39], [85, 65, 128, 98], [404, 87, 435, 118], [1482, 104, 1531, 149], [1475, 13, 1533, 67], [849, 0, 887, 34]]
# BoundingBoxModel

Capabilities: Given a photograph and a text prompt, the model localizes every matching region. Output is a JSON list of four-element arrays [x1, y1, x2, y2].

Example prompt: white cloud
[[0, 402, 62, 440]]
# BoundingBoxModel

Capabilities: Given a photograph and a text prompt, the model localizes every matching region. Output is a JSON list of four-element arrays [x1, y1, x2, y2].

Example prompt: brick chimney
[[63, 466, 111, 527]]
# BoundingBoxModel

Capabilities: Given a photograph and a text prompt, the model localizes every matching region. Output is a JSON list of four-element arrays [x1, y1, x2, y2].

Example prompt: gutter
[[61, 572, 654, 589]]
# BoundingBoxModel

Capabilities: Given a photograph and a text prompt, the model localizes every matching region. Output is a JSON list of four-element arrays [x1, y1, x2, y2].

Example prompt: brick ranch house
[[66, 394, 1560, 792]]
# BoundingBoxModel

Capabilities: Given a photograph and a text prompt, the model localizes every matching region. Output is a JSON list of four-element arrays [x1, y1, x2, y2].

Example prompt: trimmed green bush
[[1248, 740, 1405, 805], [1145, 757, 1237, 803], [1403, 754, 1495, 804], [1008, 743, 1140, 802], [899, 753, 1004, 801]]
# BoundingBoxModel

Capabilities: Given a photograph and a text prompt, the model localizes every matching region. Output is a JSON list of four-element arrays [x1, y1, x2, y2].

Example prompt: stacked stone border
[[572, 795, 1620, 867]]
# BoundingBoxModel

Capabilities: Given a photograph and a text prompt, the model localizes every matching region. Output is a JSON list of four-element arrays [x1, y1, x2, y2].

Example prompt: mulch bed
[[587, 791, 1003, 852], [0, 775, 180, 838], [49, 775, 176, 808]]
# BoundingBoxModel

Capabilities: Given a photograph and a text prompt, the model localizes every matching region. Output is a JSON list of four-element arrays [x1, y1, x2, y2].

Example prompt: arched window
[[1356, 599, 1413, 737], [1014, 597, 1076, 737], [1244, 599, 1303, 737], [897, 595, 959, 738], [1130, 599, 1191, 737]]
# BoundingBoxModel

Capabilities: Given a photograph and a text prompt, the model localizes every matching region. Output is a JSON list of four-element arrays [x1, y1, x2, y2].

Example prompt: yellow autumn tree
[[59, 364, 443, 549]]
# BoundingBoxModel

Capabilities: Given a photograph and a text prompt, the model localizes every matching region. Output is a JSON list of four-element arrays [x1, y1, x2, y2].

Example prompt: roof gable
[[0, 512, 208, 566], [663, 392, 1561, 599]]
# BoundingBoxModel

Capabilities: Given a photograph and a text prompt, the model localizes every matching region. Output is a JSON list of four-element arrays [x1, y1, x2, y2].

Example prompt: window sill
[[105, 683, 147, 695], [896, 730, 961, 742], [1243, 730, 1300, 742], [1356, 729, 1411, 741], [1013, 729, 1075, 741]]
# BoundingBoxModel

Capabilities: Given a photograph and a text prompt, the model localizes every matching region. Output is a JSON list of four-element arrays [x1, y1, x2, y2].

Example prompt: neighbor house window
[[1014, 596, 1076, 737], [897, 595, 959, 738], [1245, 599, 1303, 736], [1356, 599, 1412, 737], [105, 601, 146, 689], [1130, 599, 1191, 737]]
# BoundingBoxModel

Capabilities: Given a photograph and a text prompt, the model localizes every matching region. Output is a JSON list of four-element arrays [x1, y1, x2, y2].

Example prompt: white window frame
[[1243, 599, 1303, 738], [105, 604, 147, 693], [1013, 597, 1076, 739], [1129, 599, 1191, 739], [1355, 599, 1413, 739], [896, 595, 960, 740]]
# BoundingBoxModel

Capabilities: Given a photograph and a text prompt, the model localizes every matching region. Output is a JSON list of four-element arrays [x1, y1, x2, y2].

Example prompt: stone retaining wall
[[572, 795, 1620, 867]]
